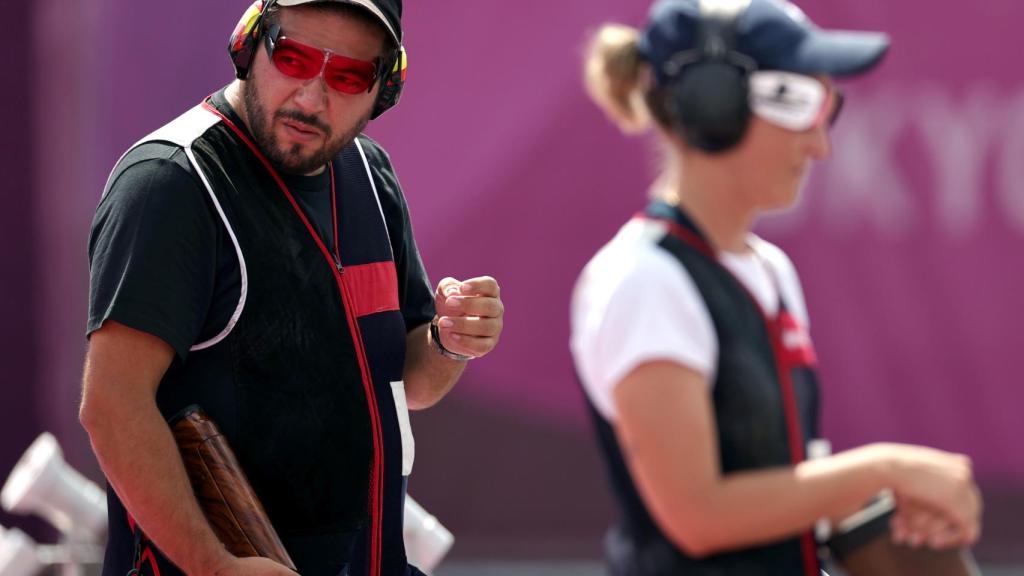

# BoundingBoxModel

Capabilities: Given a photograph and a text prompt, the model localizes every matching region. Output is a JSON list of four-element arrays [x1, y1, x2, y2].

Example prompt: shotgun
[[169, 405, 297, 571], [826, 492, 980, 576]]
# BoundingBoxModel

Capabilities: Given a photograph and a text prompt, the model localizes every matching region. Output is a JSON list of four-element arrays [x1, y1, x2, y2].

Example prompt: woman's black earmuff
[[665, 0, 755, 153]]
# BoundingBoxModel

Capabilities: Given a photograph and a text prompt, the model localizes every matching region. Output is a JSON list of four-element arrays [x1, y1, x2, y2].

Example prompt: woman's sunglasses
[[263, 25, 379, 95], [749, 71, 844, 132]]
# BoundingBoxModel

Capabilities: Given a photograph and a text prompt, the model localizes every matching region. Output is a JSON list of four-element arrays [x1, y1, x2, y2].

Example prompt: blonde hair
[[583, 24, 652, 134]]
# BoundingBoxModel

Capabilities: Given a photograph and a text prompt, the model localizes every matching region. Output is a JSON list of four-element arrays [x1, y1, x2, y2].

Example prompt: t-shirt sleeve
[[570, 242, 718, 422], [357, 136, 435, 332], [87, 147, 219, 359]]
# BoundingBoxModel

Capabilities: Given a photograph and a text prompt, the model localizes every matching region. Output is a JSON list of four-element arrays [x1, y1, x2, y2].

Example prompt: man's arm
[[402, 276, 503, 410], [403, 322, 465, 410], [80, 321, 295, 576]]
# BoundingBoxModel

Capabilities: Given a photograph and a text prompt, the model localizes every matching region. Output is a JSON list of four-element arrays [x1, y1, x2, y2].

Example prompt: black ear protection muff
[[227, 0, 406, 120], [370, 44, 405, 119], [663, 0, 756, 153], [229, 0, 274, 81]]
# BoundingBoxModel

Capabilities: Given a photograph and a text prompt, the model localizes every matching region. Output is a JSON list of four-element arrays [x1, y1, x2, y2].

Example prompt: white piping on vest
[[186, 145, 248, 352], [354, 138, 393, 260]]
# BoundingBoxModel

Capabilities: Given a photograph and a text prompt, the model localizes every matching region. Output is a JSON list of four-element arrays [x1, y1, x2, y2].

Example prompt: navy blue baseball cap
[[639, 0, 890, 85], [277, 0, 402, 43]]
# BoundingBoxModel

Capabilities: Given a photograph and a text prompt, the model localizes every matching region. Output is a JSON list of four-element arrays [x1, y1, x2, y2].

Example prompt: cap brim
[[276, 0, 400, 43], [788, 29, 890, 77]]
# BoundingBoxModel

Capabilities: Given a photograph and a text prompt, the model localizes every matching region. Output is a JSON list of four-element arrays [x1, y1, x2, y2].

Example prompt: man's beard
[[242, 78, 369, 175]]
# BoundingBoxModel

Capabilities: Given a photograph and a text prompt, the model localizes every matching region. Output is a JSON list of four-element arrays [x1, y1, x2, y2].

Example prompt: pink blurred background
[[2, 0, 1021, 565]]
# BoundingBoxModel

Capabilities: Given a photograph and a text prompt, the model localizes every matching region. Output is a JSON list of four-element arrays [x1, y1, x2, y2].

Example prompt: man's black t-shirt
[[287, 168, 335, 250], [87, 96, 435, 358]]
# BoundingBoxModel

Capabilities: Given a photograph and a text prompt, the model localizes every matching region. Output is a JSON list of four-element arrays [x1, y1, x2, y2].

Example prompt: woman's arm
[[613, 360, 981, 558]]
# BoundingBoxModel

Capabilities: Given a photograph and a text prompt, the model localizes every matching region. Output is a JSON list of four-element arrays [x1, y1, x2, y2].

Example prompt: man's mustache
[[276, 110, 332, 137]]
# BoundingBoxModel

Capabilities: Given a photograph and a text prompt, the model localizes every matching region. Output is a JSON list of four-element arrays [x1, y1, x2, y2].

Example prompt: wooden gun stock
[[170, 405, 297, 571], [827, 493, 980, 576]]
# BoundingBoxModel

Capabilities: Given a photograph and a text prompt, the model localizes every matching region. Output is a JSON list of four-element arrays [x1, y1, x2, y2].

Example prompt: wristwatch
[[429, 317, 475, 362]]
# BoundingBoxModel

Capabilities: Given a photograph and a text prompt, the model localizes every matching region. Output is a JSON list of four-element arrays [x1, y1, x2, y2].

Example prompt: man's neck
[[223, 81, 248, 130]]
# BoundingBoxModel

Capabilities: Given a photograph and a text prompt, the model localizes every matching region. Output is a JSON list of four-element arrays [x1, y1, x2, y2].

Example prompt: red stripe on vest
[[140, 546, 162, 576], [778, 310, 818, 367], [344, 261, 400, 318]]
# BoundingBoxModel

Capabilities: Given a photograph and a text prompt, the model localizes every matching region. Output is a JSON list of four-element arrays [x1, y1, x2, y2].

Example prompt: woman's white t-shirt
[[570, 218, 811, 422]]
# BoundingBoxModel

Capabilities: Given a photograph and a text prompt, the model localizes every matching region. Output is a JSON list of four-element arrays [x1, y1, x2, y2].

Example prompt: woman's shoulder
[[577, 218, 687, 296]]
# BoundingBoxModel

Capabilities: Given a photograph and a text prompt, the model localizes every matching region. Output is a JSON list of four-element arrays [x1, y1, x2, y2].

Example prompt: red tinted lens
[[271, 36, 377, 95], [323, 55, 377, 94], [270, 37, 323, 80]]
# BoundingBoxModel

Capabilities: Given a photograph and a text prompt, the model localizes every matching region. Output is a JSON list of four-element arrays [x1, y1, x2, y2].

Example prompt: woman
[[570, 0, 982, 574]]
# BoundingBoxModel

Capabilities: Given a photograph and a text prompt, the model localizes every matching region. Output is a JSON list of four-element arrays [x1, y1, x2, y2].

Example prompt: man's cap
[[639, 0, 890, 85], [276, 0, 402, 44]]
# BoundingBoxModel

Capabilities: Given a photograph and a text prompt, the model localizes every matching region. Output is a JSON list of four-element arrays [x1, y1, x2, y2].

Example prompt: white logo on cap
[[700, 0, 752, 18], [778, 0, 809, 23]]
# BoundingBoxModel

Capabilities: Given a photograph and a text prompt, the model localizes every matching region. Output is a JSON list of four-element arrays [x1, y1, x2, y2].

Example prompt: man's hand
[[403, 276, 503, 408], [433, 276, 504, 359]]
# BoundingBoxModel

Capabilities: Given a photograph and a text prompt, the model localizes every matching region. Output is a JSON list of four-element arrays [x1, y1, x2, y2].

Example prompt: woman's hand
[[866, 443, 983, 548], [891, 499, 966, 550]]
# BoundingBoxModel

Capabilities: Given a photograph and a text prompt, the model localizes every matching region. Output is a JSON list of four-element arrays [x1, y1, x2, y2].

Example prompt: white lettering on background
[[916, 85, 999, 238], [997, 91, 1024, 232], [765, 84, 1024, 239], [821, 87, 915, 237]]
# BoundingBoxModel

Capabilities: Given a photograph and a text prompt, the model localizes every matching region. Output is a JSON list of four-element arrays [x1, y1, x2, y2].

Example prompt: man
[[79, 1, 504, 575]]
